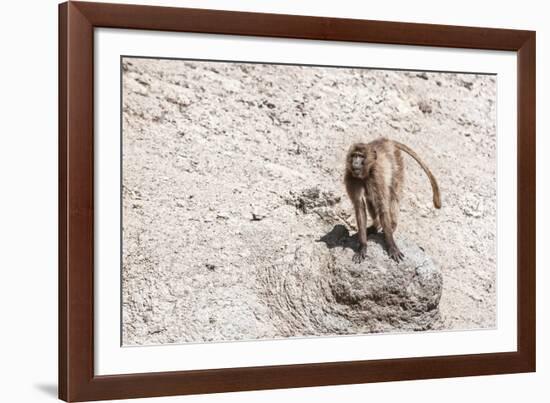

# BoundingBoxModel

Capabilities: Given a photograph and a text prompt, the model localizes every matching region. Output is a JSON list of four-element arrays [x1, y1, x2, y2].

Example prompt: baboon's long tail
[[393, 141, 441, 209]]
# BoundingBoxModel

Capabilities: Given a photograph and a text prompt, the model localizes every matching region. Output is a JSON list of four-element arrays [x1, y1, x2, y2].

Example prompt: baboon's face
[[349, 152, 366, 178], [347, 144, 373, 178]]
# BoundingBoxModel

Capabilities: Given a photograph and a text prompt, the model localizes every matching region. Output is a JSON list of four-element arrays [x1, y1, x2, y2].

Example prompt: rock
[[462, 194, 484, 218], [418, 100, 433, 114], [286, 186, 342, 214], [251, 211, 267, 221], [459, 80, 474, 90], [328, 229, 443, 332], [416, 72, 429, 80], [258, 225, 443, 337]]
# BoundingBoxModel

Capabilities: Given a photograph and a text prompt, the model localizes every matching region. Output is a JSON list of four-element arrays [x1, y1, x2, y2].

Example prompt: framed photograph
[[59, 1, 536, 401]]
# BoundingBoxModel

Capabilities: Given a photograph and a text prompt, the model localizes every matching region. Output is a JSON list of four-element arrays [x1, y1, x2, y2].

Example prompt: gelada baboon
[[344, 137, 441, 263]]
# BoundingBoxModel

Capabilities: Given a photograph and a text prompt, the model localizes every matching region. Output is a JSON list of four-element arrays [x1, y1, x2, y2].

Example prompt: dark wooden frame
[[59, 1, 536, 401]]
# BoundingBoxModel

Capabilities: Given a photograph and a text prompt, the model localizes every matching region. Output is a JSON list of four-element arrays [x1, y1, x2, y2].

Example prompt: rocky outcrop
[[259, 225, 443, 338]]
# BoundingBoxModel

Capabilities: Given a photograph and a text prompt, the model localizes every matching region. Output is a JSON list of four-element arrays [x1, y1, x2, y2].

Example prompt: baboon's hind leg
[[379, 210, 404, 262], [366, 200, 379, 235], [390, 197, 400, 232]]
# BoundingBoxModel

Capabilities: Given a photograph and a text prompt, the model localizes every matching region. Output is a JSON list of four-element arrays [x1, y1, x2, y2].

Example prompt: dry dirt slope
[[121, 57, 496, 345]]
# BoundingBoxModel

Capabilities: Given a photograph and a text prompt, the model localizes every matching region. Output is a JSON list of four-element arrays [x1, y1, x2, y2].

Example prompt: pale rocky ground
[[121, 57, 496, 346]]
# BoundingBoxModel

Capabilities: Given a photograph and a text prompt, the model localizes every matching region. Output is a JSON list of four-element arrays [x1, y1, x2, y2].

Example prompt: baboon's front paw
[[352, 246, 368, 263], [388, 247, 404, 262]]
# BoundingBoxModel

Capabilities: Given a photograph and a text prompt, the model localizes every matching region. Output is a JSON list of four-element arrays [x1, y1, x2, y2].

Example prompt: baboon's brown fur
[[344, 137, 441, 262]]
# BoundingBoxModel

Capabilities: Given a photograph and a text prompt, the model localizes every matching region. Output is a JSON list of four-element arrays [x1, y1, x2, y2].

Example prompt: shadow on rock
[[317, 224, 386, 252]]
